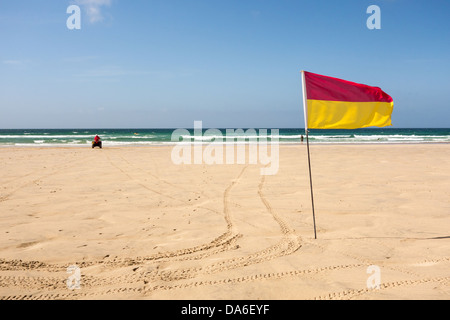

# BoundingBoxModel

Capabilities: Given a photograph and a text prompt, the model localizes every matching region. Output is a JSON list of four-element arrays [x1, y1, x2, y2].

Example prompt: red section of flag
[[304, 71, 393, 103]]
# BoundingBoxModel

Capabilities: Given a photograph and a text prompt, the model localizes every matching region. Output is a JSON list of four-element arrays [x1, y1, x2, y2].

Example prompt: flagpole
[[301, 70, 317, 239]]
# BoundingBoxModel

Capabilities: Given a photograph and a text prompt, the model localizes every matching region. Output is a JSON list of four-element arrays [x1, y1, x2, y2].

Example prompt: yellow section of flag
[[307, 100, 394, 129]]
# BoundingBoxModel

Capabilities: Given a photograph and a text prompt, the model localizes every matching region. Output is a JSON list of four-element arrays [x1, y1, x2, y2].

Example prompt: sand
[[0, 144, 449, 300]]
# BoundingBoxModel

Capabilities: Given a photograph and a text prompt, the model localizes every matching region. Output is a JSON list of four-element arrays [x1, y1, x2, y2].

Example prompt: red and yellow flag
[[302, 71, 394, 129]]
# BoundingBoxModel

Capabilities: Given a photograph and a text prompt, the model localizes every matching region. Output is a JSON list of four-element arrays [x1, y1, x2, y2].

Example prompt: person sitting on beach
[[94, 135, 100, 143]]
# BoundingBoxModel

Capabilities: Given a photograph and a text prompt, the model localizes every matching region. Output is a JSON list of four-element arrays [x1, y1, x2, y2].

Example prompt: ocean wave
[[310, 135, 353, 139], [0, 135, 95, 139], [1, 129, 449, 147], [131, 135, 156, 139], [180, 134, 306, 141]]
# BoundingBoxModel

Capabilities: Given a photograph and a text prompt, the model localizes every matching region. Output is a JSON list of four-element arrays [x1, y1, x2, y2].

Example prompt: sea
[[0, 128, 449, 147]]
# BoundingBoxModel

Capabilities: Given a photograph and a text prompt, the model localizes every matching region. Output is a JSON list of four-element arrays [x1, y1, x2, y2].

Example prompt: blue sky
[[1, 0, 449, 128]]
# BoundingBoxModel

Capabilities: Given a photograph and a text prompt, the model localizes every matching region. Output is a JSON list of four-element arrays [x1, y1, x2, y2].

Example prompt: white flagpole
[[301, 70, 317, 239], [301, 71, 309, 135]]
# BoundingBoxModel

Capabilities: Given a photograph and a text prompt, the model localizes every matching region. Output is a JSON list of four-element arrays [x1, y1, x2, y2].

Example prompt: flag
[[302, 71, 394, 129]]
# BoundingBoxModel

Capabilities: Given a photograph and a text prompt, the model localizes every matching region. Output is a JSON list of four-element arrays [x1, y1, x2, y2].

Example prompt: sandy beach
[[0, 144, 449, 300]]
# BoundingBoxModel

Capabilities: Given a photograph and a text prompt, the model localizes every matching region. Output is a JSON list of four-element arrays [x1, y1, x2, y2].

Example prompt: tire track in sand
[[312, 276, 450, 300], [0, 263, 362, 300], [0, 164, 304, 299], [0, 165, 248, 279], [2, 258, 449, 300], [101, 154, 245, 264], [139, 169, 302, 284]]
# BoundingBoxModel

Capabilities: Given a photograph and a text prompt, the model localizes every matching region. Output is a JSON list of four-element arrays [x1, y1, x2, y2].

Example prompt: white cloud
[[62, 56, 99, 63], [3, 60, 23, 65], [75, 0, 112, 23], [2, 59, 31, 67], [74, 65, 127, 78]]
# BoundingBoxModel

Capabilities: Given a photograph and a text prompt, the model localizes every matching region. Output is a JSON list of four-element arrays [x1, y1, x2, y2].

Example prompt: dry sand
[[0, 144, 449, 300]]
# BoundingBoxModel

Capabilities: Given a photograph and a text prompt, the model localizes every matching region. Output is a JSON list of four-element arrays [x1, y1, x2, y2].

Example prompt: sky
[[0, 0, 449, 129]]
